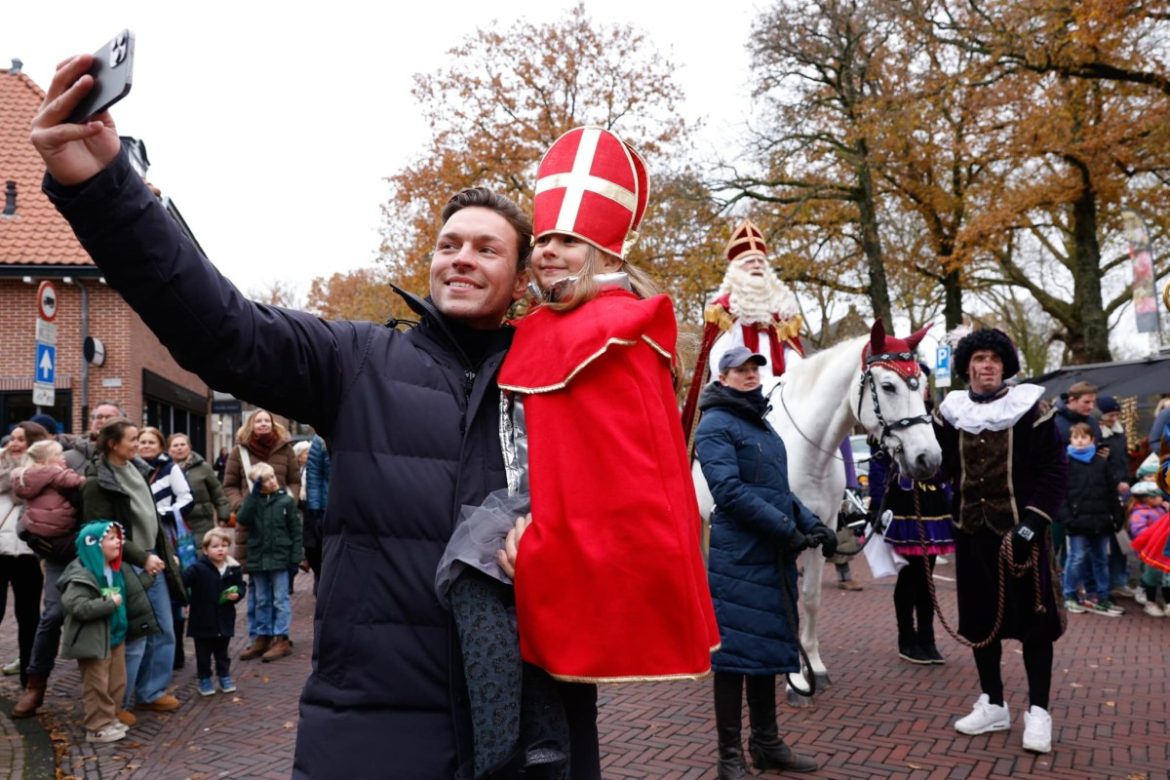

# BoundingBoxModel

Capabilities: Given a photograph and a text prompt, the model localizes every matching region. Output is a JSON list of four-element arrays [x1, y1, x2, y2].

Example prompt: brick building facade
[[1, 61, 216, 453]]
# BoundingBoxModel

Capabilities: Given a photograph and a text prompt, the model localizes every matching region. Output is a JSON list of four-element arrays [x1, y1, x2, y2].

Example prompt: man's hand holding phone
[[30, 50, 126, 186]]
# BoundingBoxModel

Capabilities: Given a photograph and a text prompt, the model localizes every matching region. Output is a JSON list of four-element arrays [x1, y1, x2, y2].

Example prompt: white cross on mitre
[[535, 127, 638, 232]]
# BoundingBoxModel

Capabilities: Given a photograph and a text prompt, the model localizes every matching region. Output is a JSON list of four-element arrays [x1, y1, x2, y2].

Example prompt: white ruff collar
[[939, 383, 1045, 433]]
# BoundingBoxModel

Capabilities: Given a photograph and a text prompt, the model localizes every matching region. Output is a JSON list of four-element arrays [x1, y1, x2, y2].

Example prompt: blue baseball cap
[[718, 346, 767, 374]]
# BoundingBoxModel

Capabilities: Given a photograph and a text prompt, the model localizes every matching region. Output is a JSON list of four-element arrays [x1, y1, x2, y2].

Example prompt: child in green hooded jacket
[[59, 521, 136, 743]]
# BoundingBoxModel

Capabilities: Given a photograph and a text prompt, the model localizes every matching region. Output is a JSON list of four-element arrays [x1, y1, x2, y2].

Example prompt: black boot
[[898, 632, 931, 664], [714, 673, 751, 780], [745, 675, 818, 773], [917, 628, 944, 665]]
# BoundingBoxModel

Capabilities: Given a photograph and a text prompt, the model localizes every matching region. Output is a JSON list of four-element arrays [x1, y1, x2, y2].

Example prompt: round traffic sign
[[37, 281, 58, 321]]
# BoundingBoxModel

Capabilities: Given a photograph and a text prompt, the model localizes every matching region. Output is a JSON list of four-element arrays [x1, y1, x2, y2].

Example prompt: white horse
[[693, 320, 942, 694]]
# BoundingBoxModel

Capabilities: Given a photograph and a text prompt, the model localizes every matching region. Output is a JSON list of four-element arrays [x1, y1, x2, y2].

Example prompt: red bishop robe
[[498, 289, 720, 682]]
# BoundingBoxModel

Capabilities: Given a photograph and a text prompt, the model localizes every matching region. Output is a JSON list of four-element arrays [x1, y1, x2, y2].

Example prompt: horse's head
[[855, 320, 942, 481]]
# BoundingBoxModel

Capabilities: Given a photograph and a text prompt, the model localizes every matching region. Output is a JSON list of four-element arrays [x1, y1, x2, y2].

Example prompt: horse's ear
[[869, 318, 887, 352], [905, 324, 931, 351]]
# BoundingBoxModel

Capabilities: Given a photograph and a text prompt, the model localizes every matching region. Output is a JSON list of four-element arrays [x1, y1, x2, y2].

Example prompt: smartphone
[[66, 29, 135, 124]]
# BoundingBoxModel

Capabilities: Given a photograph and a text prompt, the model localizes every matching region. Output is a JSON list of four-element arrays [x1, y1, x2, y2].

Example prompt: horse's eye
[[881, 382, 897, 393]]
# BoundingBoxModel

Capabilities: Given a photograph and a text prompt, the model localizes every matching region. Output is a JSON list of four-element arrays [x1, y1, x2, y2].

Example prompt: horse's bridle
[[856, 350, 933, 455]]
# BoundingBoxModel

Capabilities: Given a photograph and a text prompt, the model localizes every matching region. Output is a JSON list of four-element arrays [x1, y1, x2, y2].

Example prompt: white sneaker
[[1144, 603, 1165, 617], [955, 694, 1011, 735], [1022, 705, 1052, 753], [86, 725, 126, 744], [1135, 589, 1148, 605]]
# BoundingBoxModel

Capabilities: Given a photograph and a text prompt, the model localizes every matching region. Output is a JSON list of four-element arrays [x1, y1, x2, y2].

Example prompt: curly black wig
[[953, 328, 1020, 382]]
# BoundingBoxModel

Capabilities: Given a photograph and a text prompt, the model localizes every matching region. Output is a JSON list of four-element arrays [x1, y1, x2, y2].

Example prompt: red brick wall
[[0, 277, 209, 446]]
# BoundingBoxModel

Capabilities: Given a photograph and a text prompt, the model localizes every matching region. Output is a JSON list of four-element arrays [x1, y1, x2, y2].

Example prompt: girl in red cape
[[438, 127, 718, 780]]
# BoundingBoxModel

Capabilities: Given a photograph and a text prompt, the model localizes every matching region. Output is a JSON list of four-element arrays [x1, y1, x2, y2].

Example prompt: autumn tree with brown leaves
[[306, 268, 399, 323], [917, 0, 1170, 361], [374, 4, 724, 323], [727, 0, 898, 327]]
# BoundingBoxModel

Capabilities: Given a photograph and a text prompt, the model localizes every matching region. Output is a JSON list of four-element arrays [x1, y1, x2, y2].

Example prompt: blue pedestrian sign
[[36, 343, 55, 383], [33, 342, 56, 407], [935, 344, 952, 388]]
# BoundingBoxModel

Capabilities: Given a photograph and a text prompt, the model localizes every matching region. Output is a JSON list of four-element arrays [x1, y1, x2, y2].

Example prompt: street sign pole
[[33, 281, 58, 411]]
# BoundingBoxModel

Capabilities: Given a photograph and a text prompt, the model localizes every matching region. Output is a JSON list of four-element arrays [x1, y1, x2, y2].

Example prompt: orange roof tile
[[0, 67, 94, 267]]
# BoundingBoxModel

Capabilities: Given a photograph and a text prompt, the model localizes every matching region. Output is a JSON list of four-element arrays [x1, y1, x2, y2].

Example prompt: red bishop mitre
[[725, 219, 767, 263], [534, 126, 649, 259]]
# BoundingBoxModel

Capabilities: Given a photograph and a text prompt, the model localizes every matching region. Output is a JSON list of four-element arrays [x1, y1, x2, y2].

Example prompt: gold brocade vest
[[956, 427, 1019, 534]]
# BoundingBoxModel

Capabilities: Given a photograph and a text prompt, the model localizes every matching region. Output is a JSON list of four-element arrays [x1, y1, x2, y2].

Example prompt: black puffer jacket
[[1063, 454, 1121, 535], [48, 151, 514, 779]]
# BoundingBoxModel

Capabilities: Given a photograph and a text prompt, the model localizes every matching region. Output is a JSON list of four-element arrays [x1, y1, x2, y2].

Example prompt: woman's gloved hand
[[808, 523, 838, 558], [784, 527, 810, 555]]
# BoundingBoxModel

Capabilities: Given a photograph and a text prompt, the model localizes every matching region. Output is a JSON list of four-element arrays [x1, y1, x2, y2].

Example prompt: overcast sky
[[4, 1, 761, 300]]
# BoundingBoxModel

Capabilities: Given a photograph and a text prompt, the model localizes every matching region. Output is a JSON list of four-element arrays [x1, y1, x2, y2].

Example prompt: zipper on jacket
[[460, 369, 476, 435]]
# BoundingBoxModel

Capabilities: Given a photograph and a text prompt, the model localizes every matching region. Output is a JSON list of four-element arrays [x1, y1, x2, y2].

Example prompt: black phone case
[[67, 29, 135, 124]]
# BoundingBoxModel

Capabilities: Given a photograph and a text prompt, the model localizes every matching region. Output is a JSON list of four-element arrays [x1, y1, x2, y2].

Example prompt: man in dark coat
[[935, 328, 1068, 756], [695, 346, 833, 779], [32, 56, 532, 779]]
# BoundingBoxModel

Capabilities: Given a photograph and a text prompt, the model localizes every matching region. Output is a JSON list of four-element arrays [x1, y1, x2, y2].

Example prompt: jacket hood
[[87, 455, 152, 495], [76, 520, 123, 577], [179, 451, 208, 469], [698, 381, 769, 423]]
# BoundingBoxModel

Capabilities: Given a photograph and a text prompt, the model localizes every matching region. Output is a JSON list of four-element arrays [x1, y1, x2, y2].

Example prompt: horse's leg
[[784, 547, 828, 706], [800, 548, 828, 684]]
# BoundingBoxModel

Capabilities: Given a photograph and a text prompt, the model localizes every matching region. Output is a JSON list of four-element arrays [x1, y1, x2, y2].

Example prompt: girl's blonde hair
[[236, 409, 289, 445], [23, 439, 63, 466], [543, 243, 659, 313], [538, 241, 683, 391]]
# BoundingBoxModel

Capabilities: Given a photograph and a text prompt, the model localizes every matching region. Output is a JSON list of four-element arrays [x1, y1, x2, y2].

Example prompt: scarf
[[248, 431, 281, 462], [1068, 443, 1097, 464]]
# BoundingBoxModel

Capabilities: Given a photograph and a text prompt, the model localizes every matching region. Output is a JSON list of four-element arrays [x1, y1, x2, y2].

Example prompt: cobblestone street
[[2, 562, 1167, 778]]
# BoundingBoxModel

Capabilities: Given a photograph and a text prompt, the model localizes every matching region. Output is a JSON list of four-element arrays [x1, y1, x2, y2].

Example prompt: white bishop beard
[[718, 261, 799, 325]]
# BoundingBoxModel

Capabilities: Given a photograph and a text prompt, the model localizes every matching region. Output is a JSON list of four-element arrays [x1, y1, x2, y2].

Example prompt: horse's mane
[[782, 334, 867, 392]]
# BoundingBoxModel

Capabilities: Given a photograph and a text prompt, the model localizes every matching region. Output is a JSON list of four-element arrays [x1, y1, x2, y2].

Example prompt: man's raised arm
[[31, 53, 356, 430]]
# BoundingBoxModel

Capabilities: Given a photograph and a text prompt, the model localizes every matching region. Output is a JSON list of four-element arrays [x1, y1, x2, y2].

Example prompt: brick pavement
[[1, 561, 1168, 778]]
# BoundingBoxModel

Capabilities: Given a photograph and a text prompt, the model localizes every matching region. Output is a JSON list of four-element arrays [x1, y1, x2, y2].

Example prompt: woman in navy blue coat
[[695, 347, 835, 779]]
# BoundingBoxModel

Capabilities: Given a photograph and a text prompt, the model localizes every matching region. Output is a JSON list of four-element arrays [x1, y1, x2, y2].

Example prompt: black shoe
[[920, 643, 945, 665], [748, 738, 818, 773], [898, 641, 932, 665]]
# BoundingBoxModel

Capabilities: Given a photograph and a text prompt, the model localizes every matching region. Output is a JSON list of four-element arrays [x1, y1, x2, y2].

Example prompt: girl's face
[[7, 427, 27, 455], [252, 412, 273, 436], [205, 538, 230, 565], [532, 234, 591, 289], [137, 432, 162, 459], [111, 427, 139, 463], [168, 436, 191, 462]]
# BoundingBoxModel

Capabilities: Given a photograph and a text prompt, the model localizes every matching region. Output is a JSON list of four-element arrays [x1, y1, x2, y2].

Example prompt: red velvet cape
[[498, 290, 719, 682]]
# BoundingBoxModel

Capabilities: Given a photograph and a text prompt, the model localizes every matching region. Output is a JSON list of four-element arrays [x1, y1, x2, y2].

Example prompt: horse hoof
[[786, 688, 812, 707], [814, 671, 832, 689]]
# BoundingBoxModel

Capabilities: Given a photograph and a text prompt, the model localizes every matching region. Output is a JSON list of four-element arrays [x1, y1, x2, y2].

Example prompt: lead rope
[[914, 486, 1045, 650], [777, 550, 816, 698]]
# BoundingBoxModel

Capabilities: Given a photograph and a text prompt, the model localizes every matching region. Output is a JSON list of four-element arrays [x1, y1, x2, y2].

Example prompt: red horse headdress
[[862, 319, 930, 381]]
